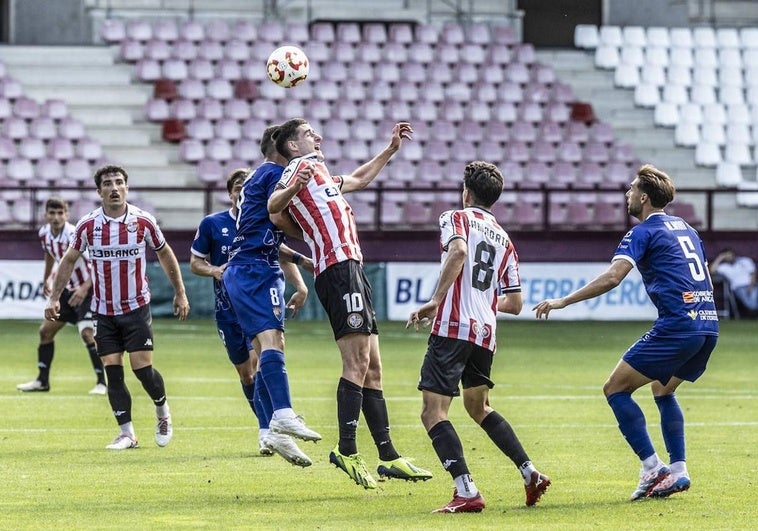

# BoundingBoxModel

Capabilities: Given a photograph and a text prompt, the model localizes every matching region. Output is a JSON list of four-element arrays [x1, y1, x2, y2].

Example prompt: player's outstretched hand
[[532, 298, 566, 320], [174, 293, 190, 321], [389, 122, 413, 151]]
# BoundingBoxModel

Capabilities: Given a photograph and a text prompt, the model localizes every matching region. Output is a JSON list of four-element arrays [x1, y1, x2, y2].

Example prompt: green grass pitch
[[1, 318, 755, 529]]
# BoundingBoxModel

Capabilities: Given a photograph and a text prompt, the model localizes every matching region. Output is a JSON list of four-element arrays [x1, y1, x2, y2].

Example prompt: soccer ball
[[266, 45, 309, 88]]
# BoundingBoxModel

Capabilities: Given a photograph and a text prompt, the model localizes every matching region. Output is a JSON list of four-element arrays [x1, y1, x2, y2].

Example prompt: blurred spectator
[[709, 248, 758, 315]]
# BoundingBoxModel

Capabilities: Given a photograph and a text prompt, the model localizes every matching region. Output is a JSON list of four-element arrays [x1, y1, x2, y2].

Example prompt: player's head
[[226, 168, 248, 205], [627, 164, 675, 218], [226, 168, 248, 193], [462, 161, 504, 208], [274, 118, 322, 161], [93, 165, 129, 190], [44, 197, 69, 229]]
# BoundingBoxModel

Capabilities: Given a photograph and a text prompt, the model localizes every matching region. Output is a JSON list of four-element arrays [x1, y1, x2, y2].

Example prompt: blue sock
[[254, 371, 272, 429], [655, 393, 685, 463], [607, 391, 655, 461], [240, 380, 260, 424], [259, 349, 292, 412]]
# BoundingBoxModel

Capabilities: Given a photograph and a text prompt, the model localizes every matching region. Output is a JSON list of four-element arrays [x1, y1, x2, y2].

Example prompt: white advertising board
[[0, 260, 46, 319], [386, 262, 657, 321]]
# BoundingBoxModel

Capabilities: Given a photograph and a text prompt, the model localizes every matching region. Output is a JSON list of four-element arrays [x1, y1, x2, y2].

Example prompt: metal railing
[[2, 183, 756, 232]]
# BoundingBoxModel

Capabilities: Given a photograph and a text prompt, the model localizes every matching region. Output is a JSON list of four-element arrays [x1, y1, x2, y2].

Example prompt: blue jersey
[[228, 161, 285, 266], [190, 208, 237, 321], [613, 212, 719, 337]]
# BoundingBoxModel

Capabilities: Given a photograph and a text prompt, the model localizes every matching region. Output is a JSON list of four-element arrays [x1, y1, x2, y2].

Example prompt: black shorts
[[314, 260, 378, 340], [58, 288, 93, 325], [418, 335, 495, 397], [93, 304, 154, 356]]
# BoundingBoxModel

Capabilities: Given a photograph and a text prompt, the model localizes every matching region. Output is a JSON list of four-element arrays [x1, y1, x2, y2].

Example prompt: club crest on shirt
[[472, 322, 491, 338], [347, 313, 364, 329], [126, 221, 138, 233], [273, 306, 282, 319]]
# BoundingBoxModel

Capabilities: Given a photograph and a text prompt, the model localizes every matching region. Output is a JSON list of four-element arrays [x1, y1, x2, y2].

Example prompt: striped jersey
[[431, 207, 520, 351], [38, 221, 91, 291], [70, 204, 166, 316], [276, 153, 361, 276]]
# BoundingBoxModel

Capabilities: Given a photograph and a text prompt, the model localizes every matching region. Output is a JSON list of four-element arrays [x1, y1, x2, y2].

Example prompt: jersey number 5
[[677, 236, 706, 281]]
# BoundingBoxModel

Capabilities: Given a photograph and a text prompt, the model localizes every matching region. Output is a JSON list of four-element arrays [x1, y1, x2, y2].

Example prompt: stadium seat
[[715, 162, 743, 187], [100, 18, 126, 44], [18, 137, 46, 160], [647, 27, 671, 48], [118, 40, 144, 63], [48, 137, 75, 160], [152, 79, 177, 101], [694, 141, 721, 166], [574, 24, 599, 49], [29, 117, 58, 140], [161, 118, 186, 142]]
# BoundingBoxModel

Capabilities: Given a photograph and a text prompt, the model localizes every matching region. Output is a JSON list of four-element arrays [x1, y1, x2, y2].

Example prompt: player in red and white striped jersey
[[17, 197, 106, 395], [407, 161, 550, 513], [269, 119, 433, 487], [45, 166, 189, 450]]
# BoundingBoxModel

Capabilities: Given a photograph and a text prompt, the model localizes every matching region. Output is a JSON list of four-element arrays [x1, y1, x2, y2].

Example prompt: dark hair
[[45, 197, 68, 212], [260, 124, 280, 158], [636, 164, 675, 208], [274, 118, 307, 160], [226, 168, 249, 193], [463, 161, 504, 208], [93, 165, 129, 188]]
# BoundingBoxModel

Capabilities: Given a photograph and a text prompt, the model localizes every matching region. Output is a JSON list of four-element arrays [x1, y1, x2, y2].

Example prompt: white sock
[[271, 408, 296, 420], [642, 453, 662, 471], [669, 460, 688, 476], [120, 422, 136, 439], [454, 474, 478, 498], [156, 402, 170, 418], [519, 460, 537, 484], [259, 428, 270, 440]]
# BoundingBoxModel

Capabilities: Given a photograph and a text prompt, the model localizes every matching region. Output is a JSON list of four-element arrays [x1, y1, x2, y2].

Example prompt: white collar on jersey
[[99, 203, 132, 223], [645, 211, 666, 221]]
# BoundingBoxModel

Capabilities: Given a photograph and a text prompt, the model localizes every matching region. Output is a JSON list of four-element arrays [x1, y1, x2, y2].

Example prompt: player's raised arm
[[532, 259, 633, 319], [342, 122, 413, 194]]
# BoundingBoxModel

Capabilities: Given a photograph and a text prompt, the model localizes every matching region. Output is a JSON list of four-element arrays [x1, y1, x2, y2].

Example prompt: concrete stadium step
[[0, 45, 114, 66], [8, 64, 133, 86], [125, 165, 196, 187], [106, 145, 179, 166], [86, 125, 153, 147], [71, 106, 136, 127], [23, 85, 150, 107]]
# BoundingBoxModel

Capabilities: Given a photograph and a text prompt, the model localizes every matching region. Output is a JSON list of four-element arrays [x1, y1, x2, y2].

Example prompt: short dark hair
[[45, 197, 68, 212], [463, 161, 504, 208], [274, 118, 307, 160], [93, 165, 129, 188], [226, 168, 249, 193], [636, 164, 675, 208], [260, 124, 280, 158]]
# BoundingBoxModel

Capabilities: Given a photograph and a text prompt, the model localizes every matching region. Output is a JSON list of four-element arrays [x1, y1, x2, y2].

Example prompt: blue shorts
[[222, 262, 286, 339], [622, 329, 718, 385], [216, 318, 253, 366]]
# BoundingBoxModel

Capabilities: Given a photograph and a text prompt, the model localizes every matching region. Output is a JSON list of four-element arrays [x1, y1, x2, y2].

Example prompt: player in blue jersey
[[222, 125, 321, 467], [533, 164, 718, 501], [191, 168, 276, 456]]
